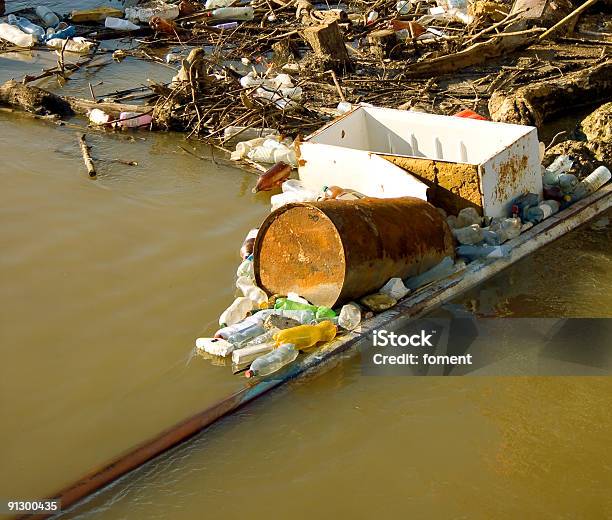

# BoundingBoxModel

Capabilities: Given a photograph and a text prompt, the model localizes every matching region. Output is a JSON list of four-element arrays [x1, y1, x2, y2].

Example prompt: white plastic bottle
[[88, 108, 110, 125], [104, 17, 141, 30], [236, 257, 255, 279], [35, 6, 60, 28], [0, 23, 37, 48], [210, 7, 255, 21], [219, 297, 253, 326], [232, 342, 274, 366], [46, 37, 94, 54], [236, 276, 268, 308], [245, 343, 298, 378]]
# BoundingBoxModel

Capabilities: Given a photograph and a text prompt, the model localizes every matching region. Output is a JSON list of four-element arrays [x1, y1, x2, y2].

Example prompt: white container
[[118, 112, 153, 128], [298, 106, 542, 218], [236, 276, 268, 307], [195, 337, 234, 357], [46, 37, 94, 54], [105, 17, 141, 30], [210, 7, 255, 21], [232, 343, 274, 365], [35, 6, 60, 28], [0, 23, 36, 48], [219, 297, 253, 326]]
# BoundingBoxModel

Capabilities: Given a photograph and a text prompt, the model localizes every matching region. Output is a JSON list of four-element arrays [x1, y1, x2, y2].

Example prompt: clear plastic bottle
[[245, 328, 278, 346], [226, 323, 266, 347], [35, 6, 60, 28], [219, 296, 253, 326], [273, 309, 316, 324], [273, 320, 337, 349], [7, 15, 45, 42], [491, 217, 521, 242], [215, 311, 274, 339], [338, 303, 361, 330], [236, 256, 254, 279], [245, 343, 299, 378], [452, 224, 483, 245], [210, 7, 255, 21], [0, 23, 37, 48], [543, 155, 572, 185]]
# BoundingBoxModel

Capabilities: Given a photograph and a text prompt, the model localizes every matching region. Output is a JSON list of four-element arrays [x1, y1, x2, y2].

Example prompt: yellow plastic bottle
[[273, 320, 337, 350]]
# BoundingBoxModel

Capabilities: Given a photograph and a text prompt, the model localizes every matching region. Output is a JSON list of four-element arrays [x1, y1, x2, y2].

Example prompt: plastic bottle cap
[[245, 370, 255, 378]]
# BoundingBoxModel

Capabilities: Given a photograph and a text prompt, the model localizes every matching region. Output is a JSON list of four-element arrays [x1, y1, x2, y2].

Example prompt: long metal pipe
[[21, 184, 612, 520]]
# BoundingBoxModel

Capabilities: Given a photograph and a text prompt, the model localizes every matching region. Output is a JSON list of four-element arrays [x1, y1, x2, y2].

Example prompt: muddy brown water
[[2, 2, 612, 518]]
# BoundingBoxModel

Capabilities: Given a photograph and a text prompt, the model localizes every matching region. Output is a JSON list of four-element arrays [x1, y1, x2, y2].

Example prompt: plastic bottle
[[490, 217, 521, 242], [323, 185, 366, 200], [581, 166, 611, 194], [557, 174, 579, 194], [226, 322, 266, 347], [0, 23, 36, 48], [236, 256, 254, 279], [511, 192, 539, 220], [272, 309, 316, 324], [210, 7, 255, 21], [35, 6, 60, 28], [219, 296, 253, 326], [46, 37, 94, 54], [105, 17, 141, 30], [338, 303, 361, 330], [396, 0, 411, 14], [245, 343, 298, 378], [236, 276, 268, 308], [214, 21, 239, 30], [457, 244, 510, 261], [525, 200, 559, 223], [379, 277, 410, 300], [215, 311, 274, 339], [274, 298, 336, 320], [273, 320, 337, 349], [125, 3, 180, 23], [452, 224, 483, 245], [404, 256, 454, 290], [543, 155, 572, 185], [455, 207, 482, 228], [245, 328, 278, 346], [118, 112, 153, 128], [7, 15, 45, 42], [47, 25, 76, 40]]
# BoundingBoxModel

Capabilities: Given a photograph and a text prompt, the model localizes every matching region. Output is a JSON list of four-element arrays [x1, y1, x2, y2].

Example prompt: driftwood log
[[77, 133, 96, 178], [301, 21, 352, 72], [488, 59, 612, 127], [0, 80, 73, 116]]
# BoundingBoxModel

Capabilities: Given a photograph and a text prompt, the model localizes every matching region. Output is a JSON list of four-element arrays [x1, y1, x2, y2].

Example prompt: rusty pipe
[[254, 197, 454, 307]]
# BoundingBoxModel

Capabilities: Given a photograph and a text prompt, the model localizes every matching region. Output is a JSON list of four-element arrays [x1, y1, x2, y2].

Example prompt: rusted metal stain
[[380, 155, 483, 215], [494, 154, 529, 203], [254, 197, 455, 307]]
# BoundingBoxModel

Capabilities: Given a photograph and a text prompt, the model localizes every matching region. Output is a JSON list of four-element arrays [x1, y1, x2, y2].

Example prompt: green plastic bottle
[[274, 298, 336, 320]]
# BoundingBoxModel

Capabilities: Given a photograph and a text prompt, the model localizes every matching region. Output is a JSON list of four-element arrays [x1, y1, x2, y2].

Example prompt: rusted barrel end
[[254, 197, 454, 307]]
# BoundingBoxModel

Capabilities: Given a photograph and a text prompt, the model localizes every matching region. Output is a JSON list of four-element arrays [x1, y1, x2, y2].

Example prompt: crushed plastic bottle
[[0, 23, 37, 48], [273, 321, 337, 349], [490, 217, 521, 242], [379, 277, 410, 300], [7, 15, 45, 42], [195, 337, 234, 357], [219, 296, 253, 326], [215, 311, 274, 340], [226, 322, 266, 347], [338, 303, 361, 330], [245, 343, 298, 378], [525, 200, 560, 223], [46, 37, 95, 54], [35, 6, 60, 28], [404, 256, 455, 290], [543, 155, 573, 185], [272, 309, 316, 324], [396, 0, 411, 14], [452, 224, 483, 245], [264, 314, 301, 331], [105, 17, 141, 30]]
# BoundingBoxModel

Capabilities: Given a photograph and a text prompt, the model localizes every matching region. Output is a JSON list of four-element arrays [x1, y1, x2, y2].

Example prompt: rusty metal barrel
[[253, 197, 455, 307]]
